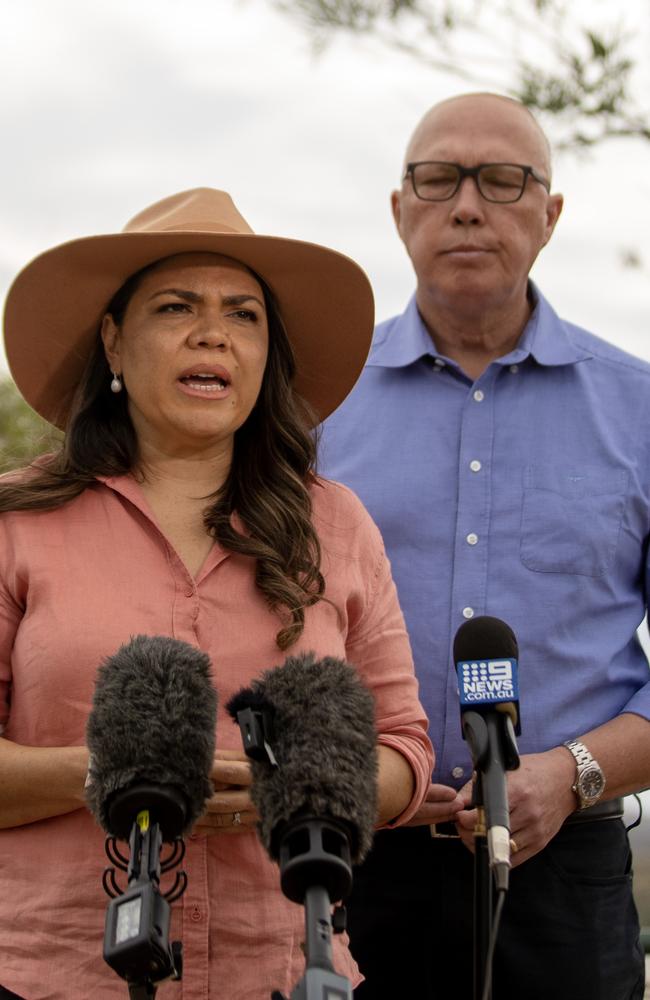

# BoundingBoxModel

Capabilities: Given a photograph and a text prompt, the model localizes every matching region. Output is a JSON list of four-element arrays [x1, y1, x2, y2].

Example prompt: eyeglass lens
[[411, 163, 528, 202]]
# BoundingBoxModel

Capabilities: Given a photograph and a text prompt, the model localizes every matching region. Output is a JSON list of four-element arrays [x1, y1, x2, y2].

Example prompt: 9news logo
[[457, 658, 518, 706]]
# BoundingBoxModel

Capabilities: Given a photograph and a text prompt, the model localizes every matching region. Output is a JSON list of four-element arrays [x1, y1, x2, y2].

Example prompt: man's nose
[[451, 176, 486, 225]]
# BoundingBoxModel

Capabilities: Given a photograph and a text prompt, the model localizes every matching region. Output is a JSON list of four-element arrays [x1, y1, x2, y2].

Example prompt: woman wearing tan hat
[[0, 188, 432, 999]]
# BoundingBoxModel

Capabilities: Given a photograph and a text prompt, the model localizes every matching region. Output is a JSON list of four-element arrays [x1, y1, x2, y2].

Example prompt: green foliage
[[271, 0, 649, 149], [0, 378, 61, 473], [275, 0, 456, 34], [517, 29, 649, 148]]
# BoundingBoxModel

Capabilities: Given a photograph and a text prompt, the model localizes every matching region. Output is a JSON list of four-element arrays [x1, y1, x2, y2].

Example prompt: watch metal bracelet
[[564, 739, 595, 769]]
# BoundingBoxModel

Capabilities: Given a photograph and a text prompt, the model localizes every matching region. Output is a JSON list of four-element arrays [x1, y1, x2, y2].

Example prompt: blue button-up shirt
[[319, 285, 650, 787]]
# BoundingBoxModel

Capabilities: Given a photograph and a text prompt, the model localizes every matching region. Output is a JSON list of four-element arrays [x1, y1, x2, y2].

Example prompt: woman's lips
[[177, 364, 232, 398]]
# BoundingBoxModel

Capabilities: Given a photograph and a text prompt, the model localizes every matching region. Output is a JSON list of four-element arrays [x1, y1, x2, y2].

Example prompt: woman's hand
[[404, 782, 466, 828], [192, 748, 259, 836]]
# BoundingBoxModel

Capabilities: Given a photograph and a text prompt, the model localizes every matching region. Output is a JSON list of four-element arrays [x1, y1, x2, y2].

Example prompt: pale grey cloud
[[1, 0, 648, 366]]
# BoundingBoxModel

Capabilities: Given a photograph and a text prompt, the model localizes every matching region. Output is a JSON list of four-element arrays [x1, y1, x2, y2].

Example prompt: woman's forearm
[[376, 744, 416, 826], [0, 738, 88, 828]]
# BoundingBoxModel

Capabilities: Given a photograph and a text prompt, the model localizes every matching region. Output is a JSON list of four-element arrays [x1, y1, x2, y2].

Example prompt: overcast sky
[[1, 0, 648, 373]]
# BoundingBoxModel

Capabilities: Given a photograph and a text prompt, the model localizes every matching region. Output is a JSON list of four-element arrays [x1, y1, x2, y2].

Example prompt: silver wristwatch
[[563, 740, 606, 810]]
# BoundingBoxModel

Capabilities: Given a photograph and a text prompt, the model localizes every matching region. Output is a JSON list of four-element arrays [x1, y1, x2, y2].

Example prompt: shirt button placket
[[454, 378, 493, 628]]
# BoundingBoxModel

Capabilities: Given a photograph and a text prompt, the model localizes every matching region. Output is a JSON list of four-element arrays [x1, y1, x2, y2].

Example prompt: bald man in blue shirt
[[320, 93, 649, 999]]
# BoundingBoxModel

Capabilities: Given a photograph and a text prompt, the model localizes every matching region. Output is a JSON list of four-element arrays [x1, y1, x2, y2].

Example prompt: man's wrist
[[562, 740, 606, 810]]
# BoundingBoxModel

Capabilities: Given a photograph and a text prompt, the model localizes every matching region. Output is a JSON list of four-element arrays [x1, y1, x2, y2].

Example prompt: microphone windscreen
[[85, 634, 217, 835], [454, 616, 521, 735], [453, 616, 518, 663], [227, 652, 377, 864]]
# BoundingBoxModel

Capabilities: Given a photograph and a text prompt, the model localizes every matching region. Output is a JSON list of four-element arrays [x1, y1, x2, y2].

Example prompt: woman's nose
[[187, 315, 230, 349]]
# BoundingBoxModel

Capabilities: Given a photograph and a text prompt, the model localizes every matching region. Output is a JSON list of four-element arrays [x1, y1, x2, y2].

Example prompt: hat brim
[[3, 230, 374, 429]]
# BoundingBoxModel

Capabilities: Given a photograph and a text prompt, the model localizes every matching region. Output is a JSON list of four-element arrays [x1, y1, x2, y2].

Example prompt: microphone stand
[[462, 711, 519, 1000], [271, 816, 353, 1000], [101, 786, 188, 998], [233, 705, 356, 999], [472, 780, 492, 1000]]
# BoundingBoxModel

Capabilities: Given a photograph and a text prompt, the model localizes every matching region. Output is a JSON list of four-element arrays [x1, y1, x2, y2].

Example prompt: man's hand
[[454, 748, 576, 865], [192, 748, 259, 836], [404, 782, 466, 828]]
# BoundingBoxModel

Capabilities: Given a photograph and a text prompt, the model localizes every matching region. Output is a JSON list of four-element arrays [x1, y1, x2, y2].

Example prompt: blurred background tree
[[271, 0, 650, 150], [0, 378, 61, 472]]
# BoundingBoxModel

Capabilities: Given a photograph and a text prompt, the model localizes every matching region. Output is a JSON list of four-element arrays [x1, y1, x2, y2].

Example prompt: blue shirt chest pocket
[[520, 464, 629, 577]]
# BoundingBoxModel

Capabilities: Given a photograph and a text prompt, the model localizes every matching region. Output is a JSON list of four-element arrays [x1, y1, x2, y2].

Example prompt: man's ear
[[391, 189, 403, 238], [542, 192, 564, 248]]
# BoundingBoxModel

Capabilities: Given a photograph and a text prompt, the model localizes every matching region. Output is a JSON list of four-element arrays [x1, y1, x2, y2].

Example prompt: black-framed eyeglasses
[[404, 161, 551, 204]]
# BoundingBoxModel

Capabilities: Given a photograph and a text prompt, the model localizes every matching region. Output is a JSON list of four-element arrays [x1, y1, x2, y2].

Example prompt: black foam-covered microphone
[[227, 652, 378, 901], [453, 616, 521, 891], [85, 634, 217, 841], [454, 616, 520, 734]]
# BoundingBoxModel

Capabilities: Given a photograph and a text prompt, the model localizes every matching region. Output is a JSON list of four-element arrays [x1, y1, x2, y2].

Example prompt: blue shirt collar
[[369, 282, 593, 370]]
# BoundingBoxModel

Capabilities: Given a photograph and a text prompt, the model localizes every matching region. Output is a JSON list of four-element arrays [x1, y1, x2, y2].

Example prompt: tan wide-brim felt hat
[[3, 187, 374, 429]]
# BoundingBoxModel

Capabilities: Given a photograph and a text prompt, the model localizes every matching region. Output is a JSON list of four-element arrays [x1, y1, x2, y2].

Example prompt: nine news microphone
[[453, 616, 521, 892], [85, 634, 217, 997], [227, 652, 378, 1000]]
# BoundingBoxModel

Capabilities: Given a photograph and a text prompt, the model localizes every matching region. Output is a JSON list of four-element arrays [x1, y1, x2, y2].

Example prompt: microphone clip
[[236, 706, 278, 767], [102, 817, 186, 994]]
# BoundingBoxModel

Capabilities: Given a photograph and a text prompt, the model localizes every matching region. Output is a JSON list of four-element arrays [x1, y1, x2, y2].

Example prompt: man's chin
[[423, 278, 517, 314]]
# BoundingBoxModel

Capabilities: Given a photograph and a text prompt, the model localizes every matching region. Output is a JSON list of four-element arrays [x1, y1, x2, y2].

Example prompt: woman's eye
[[230, 309, 258, 322], [157, 301, 189, 313]]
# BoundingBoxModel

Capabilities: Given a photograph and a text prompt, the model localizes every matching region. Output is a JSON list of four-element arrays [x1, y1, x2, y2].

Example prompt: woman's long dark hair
[[0, 261, 325, 649]]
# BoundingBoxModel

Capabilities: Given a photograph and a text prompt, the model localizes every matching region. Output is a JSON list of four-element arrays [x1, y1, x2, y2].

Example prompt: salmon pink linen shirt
[[0, 473, 432, 1000]]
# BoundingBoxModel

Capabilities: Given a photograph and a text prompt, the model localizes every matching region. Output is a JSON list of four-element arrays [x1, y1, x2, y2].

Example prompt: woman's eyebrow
[[148, 288, 264, 308]]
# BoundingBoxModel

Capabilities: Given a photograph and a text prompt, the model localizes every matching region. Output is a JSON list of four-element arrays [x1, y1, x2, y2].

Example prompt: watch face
[[580, 767, 605, 801]]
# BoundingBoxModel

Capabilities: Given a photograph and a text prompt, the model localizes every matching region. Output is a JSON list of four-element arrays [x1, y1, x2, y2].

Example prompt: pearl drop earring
[[110, 372, 123, 394]]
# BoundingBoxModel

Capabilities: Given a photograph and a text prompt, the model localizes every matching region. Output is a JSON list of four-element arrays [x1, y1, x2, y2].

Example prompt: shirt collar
[[96, 472, 152, 518], [508, 283, 593, 367], [97, 472, 246, 537], [369, 281, 593, 370]]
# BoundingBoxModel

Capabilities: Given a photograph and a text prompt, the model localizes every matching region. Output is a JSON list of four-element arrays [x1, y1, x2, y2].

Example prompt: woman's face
[[101, 253, 269, 457]]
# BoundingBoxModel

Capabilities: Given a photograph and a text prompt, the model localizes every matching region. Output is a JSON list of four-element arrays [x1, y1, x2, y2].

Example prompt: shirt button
[[466, 533, 478, 546], [433, 358, 445, 368], [470, 460, 482, 472], [473, 390, 484, 402], [462, 607, 474, 619], [190, 906, 202, 922], [452, 767, 465, 780], [185, 588, 194, 598], [510, 364, 519, 373]]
